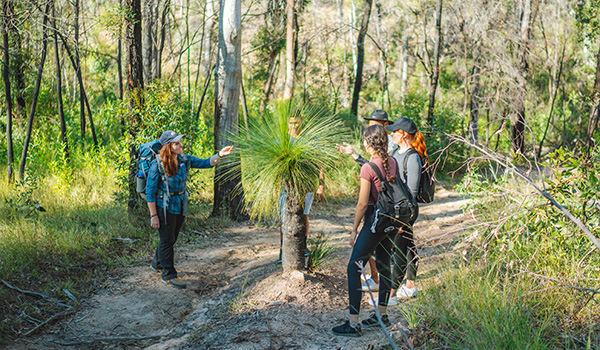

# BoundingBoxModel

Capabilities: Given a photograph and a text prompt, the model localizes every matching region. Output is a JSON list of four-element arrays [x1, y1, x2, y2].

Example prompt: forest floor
[[7, 185, 473, 350]]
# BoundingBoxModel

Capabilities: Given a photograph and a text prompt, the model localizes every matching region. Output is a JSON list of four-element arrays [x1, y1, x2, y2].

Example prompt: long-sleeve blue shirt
[[146, 154, 213, 215]]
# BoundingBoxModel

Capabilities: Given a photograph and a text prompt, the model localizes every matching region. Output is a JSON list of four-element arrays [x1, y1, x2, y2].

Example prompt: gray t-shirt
[[393, 149, 422, 198]]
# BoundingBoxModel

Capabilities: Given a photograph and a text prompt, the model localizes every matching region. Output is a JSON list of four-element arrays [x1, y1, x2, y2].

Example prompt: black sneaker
[[332, 320, 362, 337], [361, 313, 390, 328]]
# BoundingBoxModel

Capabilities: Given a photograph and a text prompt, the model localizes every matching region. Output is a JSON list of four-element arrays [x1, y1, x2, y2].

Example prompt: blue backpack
[[136, 140, 164, 199]]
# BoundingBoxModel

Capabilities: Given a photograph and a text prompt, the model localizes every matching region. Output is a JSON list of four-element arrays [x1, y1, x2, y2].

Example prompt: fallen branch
[[440, 132, 600, 251], [1, 279, 70, 308], [520, 270, 600, 295]]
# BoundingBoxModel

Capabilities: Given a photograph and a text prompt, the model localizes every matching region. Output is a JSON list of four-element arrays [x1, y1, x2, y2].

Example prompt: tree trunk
[[400, 25, 409, 102], [19, 1, 52, 180], [427, 0, 442, 126], [117, 0, 124, 99], [281, 184, 307, 271], [587, 45, 600, 146], [2, 0, 14, 181], [202, 0, 216, 79], [154, 0, 169, 80], [350, 0, 373, 118], [260, 49, 279, 112], [511, 0, 539, 155], [212, 0, 246, 220], [283, 0, 296, 99], [53, 8, 69, 161], [469, 57, 480, 144], [7, 2, 24, 127], [73, 0, 85, 140], [143, 0, 155, 85], [125, 0, 145, 211]]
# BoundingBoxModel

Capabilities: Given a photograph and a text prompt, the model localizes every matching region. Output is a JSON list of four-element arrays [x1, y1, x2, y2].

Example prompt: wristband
[[151, 214, 158, 218]]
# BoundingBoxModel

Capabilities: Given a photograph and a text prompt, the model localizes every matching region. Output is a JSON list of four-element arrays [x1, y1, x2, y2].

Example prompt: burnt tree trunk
[[125, 0, 144, 211], [427, 0, 442, 126], [281, 184, 307, 271], [350, 0, 373, 117], [19, 1, 52, 180], [2, 0, 14, 181], [53, 7, 69, 160]]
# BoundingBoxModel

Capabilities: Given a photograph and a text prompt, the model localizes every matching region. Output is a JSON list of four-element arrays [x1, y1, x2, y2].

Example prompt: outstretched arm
[[336, 142, 367, 166]]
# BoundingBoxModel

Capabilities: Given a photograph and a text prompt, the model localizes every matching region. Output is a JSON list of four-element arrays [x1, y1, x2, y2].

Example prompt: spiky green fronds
[[224, 100, 346, 220]]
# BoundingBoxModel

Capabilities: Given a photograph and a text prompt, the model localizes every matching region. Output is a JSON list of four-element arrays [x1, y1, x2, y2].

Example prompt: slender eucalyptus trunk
[[117, 0, 124, 99], [350, 0, 373, 117], [143, 0, 155, 85], [212, 0, 246, 220], [469, 59, 480, 144], [283, 0, 296, 99], [2, 0, 14, 181], [73, 0, 85, 139], [261, 49, 279, 112], [19, 1, 52, 180], [427, 0, 442, 126], [587, 46, 600, 146], [203, 0, 215, 79], [53, 8, 69, 160]]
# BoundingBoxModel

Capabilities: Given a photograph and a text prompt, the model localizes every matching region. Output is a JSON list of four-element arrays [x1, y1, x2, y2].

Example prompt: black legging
[[152, 208, 185, 280], [347, 205, 395, 315], [392, 220, 418, 289]]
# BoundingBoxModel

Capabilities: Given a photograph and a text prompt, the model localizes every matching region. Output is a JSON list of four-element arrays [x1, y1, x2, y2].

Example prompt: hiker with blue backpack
[[142, 130, 233, 289], [332, 124, 417, 337]]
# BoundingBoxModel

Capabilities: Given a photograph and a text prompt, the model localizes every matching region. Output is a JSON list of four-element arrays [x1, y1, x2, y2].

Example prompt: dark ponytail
[[363, 125, 396, 182]]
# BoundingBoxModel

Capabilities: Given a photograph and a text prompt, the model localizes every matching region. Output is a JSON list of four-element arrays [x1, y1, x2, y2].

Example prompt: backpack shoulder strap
[[368, 162, 386, 184], [402, 148, 419, 173], [180, 154, 191, 171]]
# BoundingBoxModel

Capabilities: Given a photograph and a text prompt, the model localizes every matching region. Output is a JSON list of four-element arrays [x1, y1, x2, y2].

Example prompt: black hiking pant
[[391, 219, 418, 289], [152, 208, 185, 281], [347, 205, 395, 315]]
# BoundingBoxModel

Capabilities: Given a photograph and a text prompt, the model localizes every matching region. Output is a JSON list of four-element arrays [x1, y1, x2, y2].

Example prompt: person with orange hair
[[146, 130, 233, 289], [369, 117, 427, 305]]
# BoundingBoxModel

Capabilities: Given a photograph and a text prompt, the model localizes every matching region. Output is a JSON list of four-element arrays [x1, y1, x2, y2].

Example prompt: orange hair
[[411, 131, 429, 163], [160, 144, 179, 177]]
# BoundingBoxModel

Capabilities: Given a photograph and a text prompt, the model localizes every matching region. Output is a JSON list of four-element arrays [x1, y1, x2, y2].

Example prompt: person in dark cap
[[146, 130, 233, 289], [368, 117, 428, 305]]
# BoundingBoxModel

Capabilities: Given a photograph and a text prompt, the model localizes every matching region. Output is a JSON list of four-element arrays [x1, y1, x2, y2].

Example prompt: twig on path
[[21, 307, 73, 337], [46, 334, 168, 346], [266, 317, 274, 349]]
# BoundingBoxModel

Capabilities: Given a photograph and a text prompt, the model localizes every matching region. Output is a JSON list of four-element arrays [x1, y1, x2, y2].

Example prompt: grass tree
[[227, 100, 345, 271]]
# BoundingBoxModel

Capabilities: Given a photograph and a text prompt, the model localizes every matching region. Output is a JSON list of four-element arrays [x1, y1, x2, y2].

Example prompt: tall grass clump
[[416, 146, 600, 348]]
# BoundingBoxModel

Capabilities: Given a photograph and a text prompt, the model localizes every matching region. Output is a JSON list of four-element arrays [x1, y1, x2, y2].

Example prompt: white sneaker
[[360, 274, 371, 283], [397, 285, 418, 298], [367, 295, 398, 306], [361, 278, 379, 291]]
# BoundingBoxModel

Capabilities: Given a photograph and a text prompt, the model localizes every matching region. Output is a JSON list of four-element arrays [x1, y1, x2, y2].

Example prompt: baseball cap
[[385, 117, 418, 134], [159, 130, 185, 146]]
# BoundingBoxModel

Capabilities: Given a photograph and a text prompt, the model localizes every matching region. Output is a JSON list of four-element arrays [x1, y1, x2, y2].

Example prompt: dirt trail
[[8, 186, 472, 350]]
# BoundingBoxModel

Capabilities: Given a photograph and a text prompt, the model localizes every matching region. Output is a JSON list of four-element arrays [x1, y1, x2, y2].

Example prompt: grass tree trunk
[[19, 1, 51, 181], [281, 184, 307, 271], [427, 0, 442, 126], [350, 0, 372, 118], [283, 0, 296, 100], [212, 0, 246, 220], [53, 9, 69, 161], [125, 0, 144, 211], [2, 0, 14, 181]]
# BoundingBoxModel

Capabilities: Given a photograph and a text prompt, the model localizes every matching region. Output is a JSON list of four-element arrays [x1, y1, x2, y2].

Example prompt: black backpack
[[403, 149, 435, 204], [369, 161, 418, 234]]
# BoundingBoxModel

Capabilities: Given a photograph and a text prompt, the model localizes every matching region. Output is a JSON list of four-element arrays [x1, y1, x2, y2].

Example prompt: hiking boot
[[332, 320, 362, 337], [361, 278, 379, 292], [367, 295, 398, 306], [397, 285, 418, 298], [162, 277, 187, 289], [150, 264, 162, 273], [361, 313, 391, 328]]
